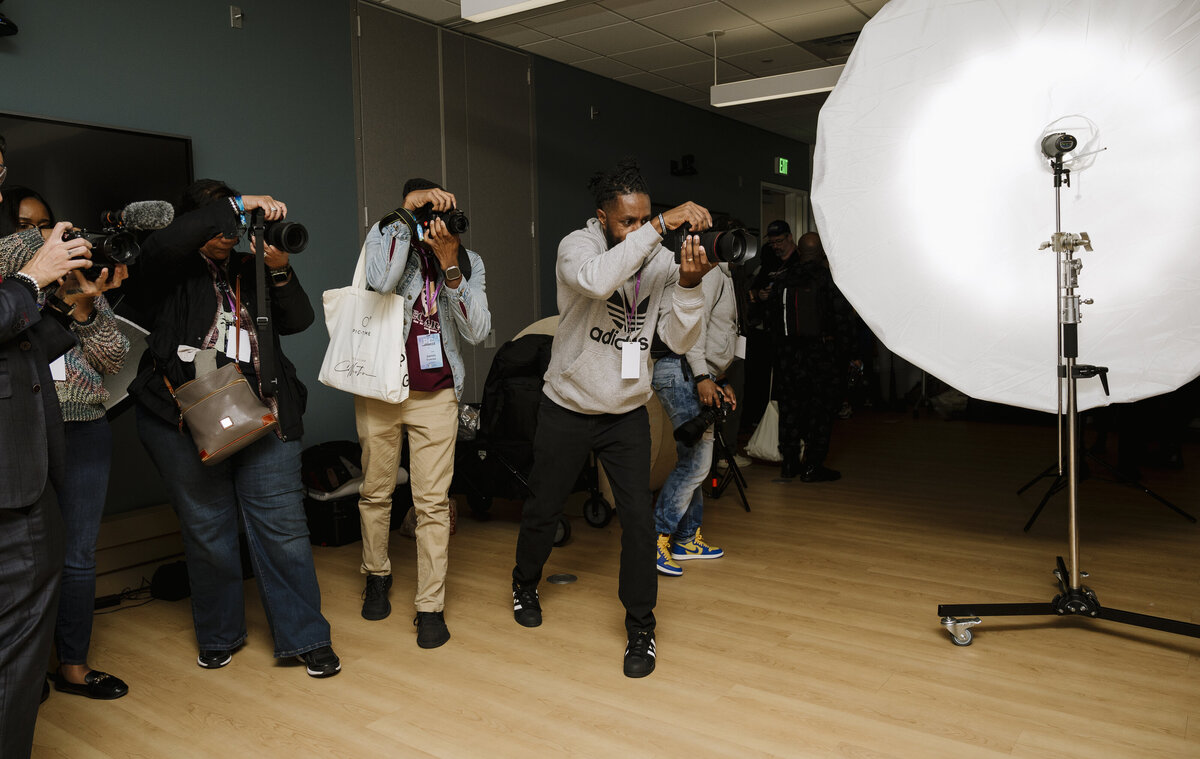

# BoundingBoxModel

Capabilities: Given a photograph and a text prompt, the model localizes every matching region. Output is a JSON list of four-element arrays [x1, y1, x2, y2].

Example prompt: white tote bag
[[318, 242, 410, 404], [745, 400, 782, 462]]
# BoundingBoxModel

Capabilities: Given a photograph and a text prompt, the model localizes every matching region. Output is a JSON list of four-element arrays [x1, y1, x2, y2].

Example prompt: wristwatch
[[269, 266, 292, 285], [443, 265, 462, 282], [693, 373, 712, 384]]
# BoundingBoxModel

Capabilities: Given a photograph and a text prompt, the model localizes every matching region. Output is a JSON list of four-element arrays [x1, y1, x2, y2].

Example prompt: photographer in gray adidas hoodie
[[511, 160, 714, 678]]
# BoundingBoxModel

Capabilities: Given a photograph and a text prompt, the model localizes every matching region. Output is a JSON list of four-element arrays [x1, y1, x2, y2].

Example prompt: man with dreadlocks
[[511, 159, 714, 677]]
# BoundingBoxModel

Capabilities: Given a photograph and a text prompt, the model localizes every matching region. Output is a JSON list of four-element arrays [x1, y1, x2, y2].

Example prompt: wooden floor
[[34, 410, 1200, 758]]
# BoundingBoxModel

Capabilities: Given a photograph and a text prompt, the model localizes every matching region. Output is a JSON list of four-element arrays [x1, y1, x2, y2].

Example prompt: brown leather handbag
[[166, 277, 278, 465]]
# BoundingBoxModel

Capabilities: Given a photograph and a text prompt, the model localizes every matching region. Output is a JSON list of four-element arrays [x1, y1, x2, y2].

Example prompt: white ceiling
[[374, 0, 889, 144]]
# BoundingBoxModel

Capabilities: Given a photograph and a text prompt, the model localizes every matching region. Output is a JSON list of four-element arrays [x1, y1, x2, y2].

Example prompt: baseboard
[[94, 504, 184, 598]]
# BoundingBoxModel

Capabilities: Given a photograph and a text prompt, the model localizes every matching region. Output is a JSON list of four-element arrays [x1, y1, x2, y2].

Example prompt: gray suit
[[0, 233, 75, 759]]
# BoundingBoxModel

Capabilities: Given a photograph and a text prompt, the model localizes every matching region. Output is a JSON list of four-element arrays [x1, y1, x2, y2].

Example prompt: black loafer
[[53, 670, 129, 700]]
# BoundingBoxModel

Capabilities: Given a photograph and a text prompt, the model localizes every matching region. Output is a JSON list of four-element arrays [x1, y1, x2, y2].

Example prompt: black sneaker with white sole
[[623, 631, 656, 678], [197, 649, 232, 669], [512, 585, 542, 628], [300, 645, 341, 678]]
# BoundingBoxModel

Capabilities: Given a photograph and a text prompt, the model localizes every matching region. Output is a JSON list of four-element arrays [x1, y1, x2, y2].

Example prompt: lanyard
[[420, 251, 444, 315], [624, 270, 643, 336]]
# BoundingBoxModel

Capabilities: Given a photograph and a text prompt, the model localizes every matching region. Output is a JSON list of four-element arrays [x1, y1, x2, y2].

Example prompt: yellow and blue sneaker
[[670, 530, 724, 561], [656, 534, 683, 576]]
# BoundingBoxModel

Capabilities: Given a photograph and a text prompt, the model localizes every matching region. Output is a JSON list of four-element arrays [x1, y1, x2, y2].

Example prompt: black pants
[[776, 338, 843, 467], [0, 490, 64, 759], [513, 395, 656, 635]]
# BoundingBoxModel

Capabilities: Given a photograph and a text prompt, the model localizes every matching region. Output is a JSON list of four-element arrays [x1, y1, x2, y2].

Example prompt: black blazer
[[0, 276, 77, 509]]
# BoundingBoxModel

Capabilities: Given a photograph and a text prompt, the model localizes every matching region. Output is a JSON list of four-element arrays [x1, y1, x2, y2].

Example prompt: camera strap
[[250, 209, 278, 397]]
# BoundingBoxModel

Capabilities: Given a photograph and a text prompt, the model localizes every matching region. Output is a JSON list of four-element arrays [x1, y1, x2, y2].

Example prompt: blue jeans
[[135, 405, 330, 657], [651, 356, 712, 541], [54, 418, 112, 666]]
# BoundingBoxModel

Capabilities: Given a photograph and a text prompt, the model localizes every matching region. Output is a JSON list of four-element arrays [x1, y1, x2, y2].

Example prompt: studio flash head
[[1041, 132, 1078, 159]]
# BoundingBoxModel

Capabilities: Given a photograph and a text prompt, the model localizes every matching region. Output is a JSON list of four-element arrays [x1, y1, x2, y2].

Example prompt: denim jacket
[[363, 220, 491, 400]]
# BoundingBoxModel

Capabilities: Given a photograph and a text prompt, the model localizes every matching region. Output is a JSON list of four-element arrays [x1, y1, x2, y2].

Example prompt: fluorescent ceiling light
[[710, 65, 844, 107], [461, 0, 567, 23]]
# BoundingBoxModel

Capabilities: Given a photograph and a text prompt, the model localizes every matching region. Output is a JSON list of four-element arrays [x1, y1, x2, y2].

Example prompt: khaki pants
[[355, 389, 458, 612]]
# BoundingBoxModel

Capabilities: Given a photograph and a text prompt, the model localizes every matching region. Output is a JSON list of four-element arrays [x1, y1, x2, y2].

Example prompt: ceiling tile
[[598, 0, 703, 20], [851, 0, 890, 16], [572, 56, 641, 78], [519, 37, 597, 63], [561, 21, 671, 55], [680, 25, 793, 57], [476, 23, 549, 46], [614, 70, 678, 91], [724, 0, 848, 24], [518, 4, 626, 36], [613, 41, 708, 70], [653, 85, 709, 104], [723, 44, 825, 75], [639, 2, 755, 41], [658, 59, 749, 88], [773, 6, 870, 42]]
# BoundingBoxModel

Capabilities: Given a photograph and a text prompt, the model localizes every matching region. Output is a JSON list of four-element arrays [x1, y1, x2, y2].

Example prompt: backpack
[[300, 440, 363, 493]]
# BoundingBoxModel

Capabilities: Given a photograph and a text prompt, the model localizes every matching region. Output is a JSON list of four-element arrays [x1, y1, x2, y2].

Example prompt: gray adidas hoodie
[[544, 218, 704, 415]]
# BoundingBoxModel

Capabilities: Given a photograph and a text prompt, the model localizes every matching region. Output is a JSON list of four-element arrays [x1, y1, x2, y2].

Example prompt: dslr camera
[[413, 202, 469, 235], [673, 394, 733, 447], [62, 227, 140, 280], [661, 222, 757, 265]]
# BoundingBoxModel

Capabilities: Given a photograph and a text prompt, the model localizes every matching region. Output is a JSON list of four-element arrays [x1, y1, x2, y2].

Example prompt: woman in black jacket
[[127, 179, 339, 677]]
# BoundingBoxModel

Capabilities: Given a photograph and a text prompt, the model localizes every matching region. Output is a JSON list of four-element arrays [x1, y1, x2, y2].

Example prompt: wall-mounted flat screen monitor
[[0, 111, 193, 230]]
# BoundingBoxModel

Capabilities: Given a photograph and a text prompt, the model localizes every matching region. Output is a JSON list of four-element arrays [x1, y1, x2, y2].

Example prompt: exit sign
[[774, 157, 789, 175]]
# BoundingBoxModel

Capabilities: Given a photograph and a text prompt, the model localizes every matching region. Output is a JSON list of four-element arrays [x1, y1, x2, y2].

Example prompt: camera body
[[661, 222, 757, 266], [413, 203, 469, 235], [673, 394, 733, 447], [62, 227, 139, 280]]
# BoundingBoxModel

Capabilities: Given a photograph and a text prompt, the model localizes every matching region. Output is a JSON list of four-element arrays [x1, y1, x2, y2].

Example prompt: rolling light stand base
[[937, 557, 1200, 646]]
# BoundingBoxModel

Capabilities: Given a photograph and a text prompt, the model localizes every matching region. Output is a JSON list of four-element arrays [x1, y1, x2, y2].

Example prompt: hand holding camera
[[697, 377, 736, 410], [19, 221, 92, 287], [676, 234, 715, 289], [57, 264, 128, 322]]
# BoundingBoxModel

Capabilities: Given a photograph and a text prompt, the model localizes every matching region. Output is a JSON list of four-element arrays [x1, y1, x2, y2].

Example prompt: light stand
[[937, 138, 1200, 645], [1016, 141, 1194, 531]]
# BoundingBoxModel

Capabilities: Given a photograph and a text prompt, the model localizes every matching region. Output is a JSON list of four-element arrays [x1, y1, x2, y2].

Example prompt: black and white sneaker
[[623, 631, 656, 678], [300, 646, 341, 678], [512, 585, 542, 628], [197, 649, 232, 669]]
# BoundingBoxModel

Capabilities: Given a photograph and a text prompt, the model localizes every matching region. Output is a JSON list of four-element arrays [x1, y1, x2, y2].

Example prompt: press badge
[[621, 340, 640, 379], [225, 326, 251, 363], [417, 333, 444, 370], [735, 335, 747, 359], [50, 356, 66, 381]]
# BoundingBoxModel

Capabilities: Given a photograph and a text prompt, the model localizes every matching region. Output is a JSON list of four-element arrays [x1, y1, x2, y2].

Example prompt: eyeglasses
[[17, 221, 53, 232]]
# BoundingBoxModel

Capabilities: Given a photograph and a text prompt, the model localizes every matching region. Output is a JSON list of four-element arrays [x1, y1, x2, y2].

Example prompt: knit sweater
[[0, 230, 130, 421]]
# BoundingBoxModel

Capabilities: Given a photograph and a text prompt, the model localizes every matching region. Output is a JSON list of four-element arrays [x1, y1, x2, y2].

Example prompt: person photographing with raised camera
[[356, 178, 490, 649], [511, 159, 714, 678], [127, 179, 341, 678]]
